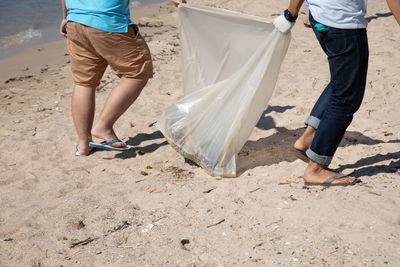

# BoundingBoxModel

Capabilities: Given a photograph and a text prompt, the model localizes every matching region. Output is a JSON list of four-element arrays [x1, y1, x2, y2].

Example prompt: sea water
[[0, 0, 166, 59]]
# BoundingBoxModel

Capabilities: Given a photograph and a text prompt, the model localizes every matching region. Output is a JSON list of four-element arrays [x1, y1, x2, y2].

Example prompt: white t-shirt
[[305, 0, 368, 29]]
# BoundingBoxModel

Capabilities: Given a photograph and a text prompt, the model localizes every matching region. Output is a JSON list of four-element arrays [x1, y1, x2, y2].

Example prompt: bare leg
[[72, 84, 95, 155], [294, 125, 316, 152], [91, 78, 148, 148]]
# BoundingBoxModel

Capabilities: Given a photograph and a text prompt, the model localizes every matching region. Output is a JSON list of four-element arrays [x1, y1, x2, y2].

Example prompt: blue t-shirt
[[66, 0, 133, 32]]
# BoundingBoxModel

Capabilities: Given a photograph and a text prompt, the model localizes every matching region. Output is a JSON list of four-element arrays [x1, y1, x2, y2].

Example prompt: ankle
[[294, 138, 308, 152], [91, 125, 119, 143], [92, 124, 109, 137], [294, 126, 316, 152], [305, 160, 327, 175], [77, 140, 90, 152]]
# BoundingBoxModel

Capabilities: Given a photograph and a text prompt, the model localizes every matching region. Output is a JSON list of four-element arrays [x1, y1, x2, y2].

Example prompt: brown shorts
[[66, 22, 153, 87]]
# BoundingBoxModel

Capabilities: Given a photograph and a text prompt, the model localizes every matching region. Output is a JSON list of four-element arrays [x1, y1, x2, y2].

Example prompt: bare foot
[[304, 160, 357, 185], [294, 126, 316, 152], [91, 125, 126, 148]]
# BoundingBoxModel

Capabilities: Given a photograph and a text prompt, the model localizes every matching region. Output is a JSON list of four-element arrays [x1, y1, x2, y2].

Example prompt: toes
[[111, 141, 126, 148], [333, 176, 357, 185]]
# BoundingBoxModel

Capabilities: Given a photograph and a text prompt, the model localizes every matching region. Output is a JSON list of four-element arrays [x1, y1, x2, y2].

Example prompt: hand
[[60, 19, 68, 37], [172, 0, 186, 7], [273, 15, 295, 34]]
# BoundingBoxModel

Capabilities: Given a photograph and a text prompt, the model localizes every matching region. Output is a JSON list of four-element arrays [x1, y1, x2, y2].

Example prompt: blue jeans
[[305, 13, 369, 165]]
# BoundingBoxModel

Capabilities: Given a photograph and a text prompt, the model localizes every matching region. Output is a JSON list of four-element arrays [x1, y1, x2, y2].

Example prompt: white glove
[[273, 15, 295, 34]]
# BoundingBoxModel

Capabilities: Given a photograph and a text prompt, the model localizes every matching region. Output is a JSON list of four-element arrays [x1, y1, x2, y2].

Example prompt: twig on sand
[[207, 219, 225, 228], [97, 80, 114, 91], [203, 187, 216, 193], [152, 216, 167, 224], [249, 187, 261, 193], [69, 237, 98, 248], [368, 191, 382, 196]]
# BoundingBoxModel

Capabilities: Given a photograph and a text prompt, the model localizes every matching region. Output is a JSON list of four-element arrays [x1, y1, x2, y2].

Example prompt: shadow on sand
[[237, 105, 399, 177], [110, 105, 399, 179], [337, 152, 400, 177], [112, 130, 168, 159]]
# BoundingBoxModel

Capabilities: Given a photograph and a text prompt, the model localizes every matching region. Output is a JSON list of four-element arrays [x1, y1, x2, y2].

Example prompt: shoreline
[[0, 0, 172, 84]]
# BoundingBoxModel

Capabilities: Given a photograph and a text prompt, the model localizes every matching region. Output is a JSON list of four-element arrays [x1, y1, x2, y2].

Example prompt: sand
[[0, 0, 399, 266]]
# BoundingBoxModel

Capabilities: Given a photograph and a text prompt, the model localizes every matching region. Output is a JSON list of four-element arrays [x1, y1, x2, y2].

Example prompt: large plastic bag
[[157, 4, 291, 177]]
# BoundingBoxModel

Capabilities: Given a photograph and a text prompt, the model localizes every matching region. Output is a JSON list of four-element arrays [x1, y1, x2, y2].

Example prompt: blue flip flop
[[89, 139, 130, 151], [75, 145, 97, 157]]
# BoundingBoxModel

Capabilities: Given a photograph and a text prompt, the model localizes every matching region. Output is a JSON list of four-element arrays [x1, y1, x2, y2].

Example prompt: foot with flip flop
[[75, 127, 131, 156], [89, 125, 131, 151], [76, 138, 130, 156], [293, 126, 360, 187], [89, 139, 130, 151]]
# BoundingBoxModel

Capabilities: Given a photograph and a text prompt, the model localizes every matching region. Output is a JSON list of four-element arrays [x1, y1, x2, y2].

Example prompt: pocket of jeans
[[324, 29, 347, 56]]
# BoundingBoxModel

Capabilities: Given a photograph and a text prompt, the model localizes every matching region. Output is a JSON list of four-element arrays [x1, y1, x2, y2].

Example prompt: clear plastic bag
[[157, 4, 291, 177]]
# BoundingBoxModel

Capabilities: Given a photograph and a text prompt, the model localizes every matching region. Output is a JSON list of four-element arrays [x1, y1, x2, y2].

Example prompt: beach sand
[[1, 0, 399, 266]]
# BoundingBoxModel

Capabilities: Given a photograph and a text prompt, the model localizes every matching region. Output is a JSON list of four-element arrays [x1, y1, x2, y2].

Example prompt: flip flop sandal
[[304, 173, 360, 187], [292, 149, 309, 162], [89, 139, 130, 151]]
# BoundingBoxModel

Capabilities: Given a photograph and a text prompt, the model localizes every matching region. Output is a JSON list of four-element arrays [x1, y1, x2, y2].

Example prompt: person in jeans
[[60, 0, 153, 156], [274, 0, 400, 186]]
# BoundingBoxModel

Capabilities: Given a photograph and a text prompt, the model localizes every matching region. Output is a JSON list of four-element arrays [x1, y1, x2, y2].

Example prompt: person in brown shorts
[[60, 0, 153, 156]]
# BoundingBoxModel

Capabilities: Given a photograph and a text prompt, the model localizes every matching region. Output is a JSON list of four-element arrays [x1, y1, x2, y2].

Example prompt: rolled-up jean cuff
[[304, 116, 320, 129], [306, 148, 332, 165]]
